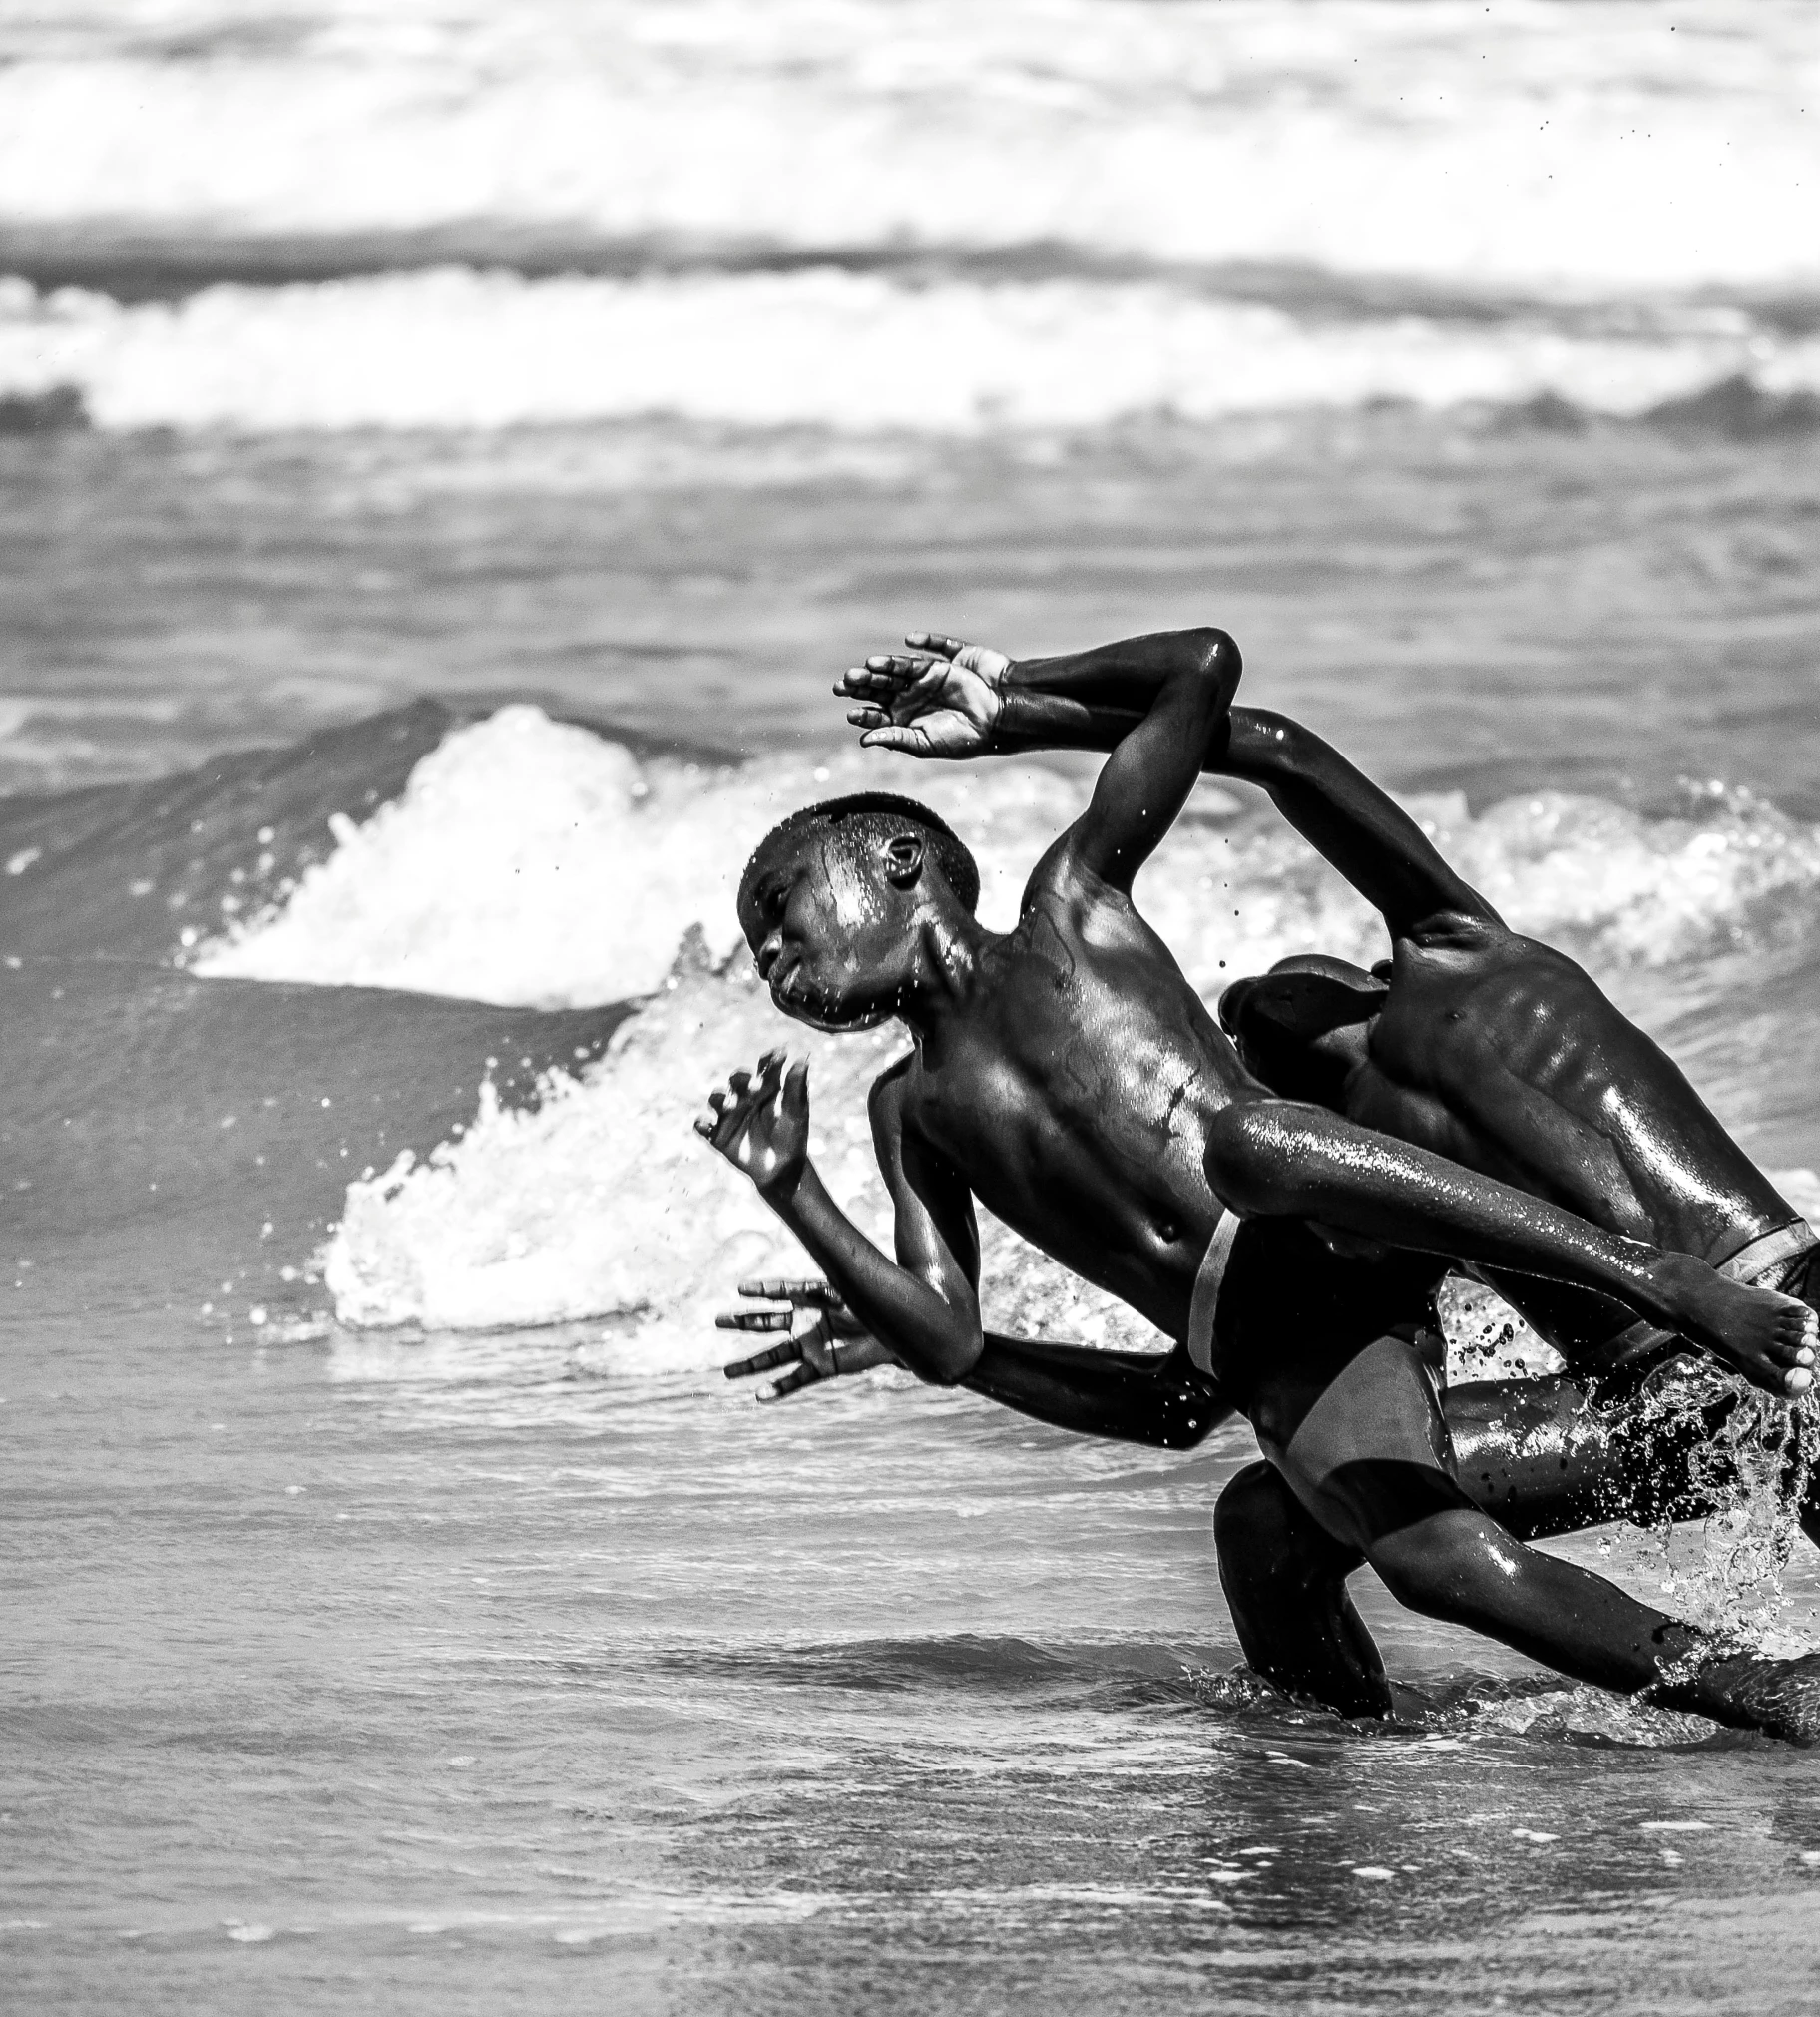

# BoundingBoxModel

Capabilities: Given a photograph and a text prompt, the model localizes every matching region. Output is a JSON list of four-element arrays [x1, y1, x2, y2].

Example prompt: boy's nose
[[755, 936, 781, 979]]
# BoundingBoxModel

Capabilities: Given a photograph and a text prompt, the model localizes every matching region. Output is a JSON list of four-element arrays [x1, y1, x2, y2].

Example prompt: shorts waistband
[[1592, 1218, 1816, 1389], [1717, 1218, 1816, 1290], [1186, 1210, 1241, 1375]]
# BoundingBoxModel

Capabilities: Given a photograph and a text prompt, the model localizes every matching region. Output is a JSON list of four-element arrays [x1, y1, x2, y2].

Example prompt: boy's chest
[[906, 972, 1220, 1211]]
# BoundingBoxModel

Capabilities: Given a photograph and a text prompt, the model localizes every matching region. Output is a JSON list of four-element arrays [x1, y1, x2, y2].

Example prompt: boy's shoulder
[[1019, 830, 1131, 921], [867, 1049, 919, 1127]]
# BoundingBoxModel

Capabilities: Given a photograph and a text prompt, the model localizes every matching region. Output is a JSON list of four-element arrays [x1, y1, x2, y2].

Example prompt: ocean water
[[6, 3, 1820, 2011]]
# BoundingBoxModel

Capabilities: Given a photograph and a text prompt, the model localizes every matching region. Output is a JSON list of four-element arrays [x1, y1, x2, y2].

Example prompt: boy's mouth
[[769, 953, 811, 1009]]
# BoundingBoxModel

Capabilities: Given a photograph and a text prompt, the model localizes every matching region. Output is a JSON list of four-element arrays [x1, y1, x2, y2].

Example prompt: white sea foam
[[2, 0, 1816, 295], [194, 705, 1098, 1002], [4, 270, 1817, 434], [227, 707, 1820, 1333], [202, 706, 1820, 1011]]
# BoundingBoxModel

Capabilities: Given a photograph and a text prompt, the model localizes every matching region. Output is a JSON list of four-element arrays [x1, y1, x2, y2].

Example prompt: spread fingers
[[715, 1309, 795, 1333], [723, 1340, 803, 1377], [737, 1278, 843, 1306]]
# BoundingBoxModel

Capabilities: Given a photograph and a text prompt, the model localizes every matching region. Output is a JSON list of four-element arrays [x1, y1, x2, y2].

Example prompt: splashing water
[[1597, 1378, 1820, 1652], [321, 935, 1165, 1356]]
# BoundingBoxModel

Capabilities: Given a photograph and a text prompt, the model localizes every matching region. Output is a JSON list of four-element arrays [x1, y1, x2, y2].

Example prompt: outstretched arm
[[842, 634, 1490, 937], [696, 1052, 984, 1384], [1203, 1097, 1816, 1397], [965, 1332, 1228, 1448], [720, 1274, 1229, 1447], [1217, 710, 1498, 939], [721, 1285, 1228, 1446]]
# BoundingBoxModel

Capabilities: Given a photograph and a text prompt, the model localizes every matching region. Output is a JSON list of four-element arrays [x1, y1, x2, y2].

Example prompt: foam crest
[[195, 707, 1094, 1003], [202, 709, 1820, 1015], [322, 946, 1165, 1354], [5, 271, 1818, 434], [1423, 786, 1820, 966], [2, 0, 1817, 293]]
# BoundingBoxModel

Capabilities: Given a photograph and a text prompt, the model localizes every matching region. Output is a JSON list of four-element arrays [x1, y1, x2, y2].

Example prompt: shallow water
[[8, 1301, 1820, 2014], [7, 2, 1820, 2010]]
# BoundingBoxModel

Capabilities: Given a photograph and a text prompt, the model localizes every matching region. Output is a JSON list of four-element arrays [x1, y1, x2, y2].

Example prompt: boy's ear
[[883, 832, 924, 889]]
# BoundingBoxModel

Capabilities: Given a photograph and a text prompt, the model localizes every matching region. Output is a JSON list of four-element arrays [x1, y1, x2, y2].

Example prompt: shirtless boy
[[817, 626, 1820, 1713], [697, 630, 1820, 1737]]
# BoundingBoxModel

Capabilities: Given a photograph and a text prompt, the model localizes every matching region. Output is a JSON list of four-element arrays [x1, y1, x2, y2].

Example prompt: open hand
[[718, 1277, 899, 1400], [694, 1051, 810, 1198], [836, 631, 1011, 758]]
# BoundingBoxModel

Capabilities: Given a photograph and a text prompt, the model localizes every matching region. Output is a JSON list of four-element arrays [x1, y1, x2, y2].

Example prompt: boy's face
[[739, 829, 911, 1032]]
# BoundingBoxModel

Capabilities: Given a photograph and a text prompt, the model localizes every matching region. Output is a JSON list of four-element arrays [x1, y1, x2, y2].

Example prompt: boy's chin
[[776, 993, 891, 1034]]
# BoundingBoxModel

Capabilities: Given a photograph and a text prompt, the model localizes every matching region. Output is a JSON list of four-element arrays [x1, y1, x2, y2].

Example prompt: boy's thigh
[[1253, 1331, 1475, 1556]]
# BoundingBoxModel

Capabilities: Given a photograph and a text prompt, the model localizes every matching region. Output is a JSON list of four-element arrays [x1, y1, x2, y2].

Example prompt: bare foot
[[1644, 1252, 1817, 1397], [1655, 1648, 1820, 1744]]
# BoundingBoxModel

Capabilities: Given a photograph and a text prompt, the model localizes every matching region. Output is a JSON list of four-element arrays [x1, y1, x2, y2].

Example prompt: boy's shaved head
[[1218, 955, 1387, 1108], [741, 792, 981, 916]]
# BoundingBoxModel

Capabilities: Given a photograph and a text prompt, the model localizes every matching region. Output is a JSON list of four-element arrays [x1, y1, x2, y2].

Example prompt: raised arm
[[1024, 628, 1241, 895], [841, 632, 1491, 938], [696, 1051, 984, 1384]]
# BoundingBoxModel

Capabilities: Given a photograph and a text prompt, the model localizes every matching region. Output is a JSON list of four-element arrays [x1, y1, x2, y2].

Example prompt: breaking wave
[[166, 705, 1820, 1333], [195, 705, 1820, 1014], [4, 270, 1818, 435], [14, 700, 1820, 1337]]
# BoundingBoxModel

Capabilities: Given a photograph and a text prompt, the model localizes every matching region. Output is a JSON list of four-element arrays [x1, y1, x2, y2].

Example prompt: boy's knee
[[1203, 1102, 1298, 1217], [1214, 1461, 1298, 1568], [1216, 1463, 1359, 1600]]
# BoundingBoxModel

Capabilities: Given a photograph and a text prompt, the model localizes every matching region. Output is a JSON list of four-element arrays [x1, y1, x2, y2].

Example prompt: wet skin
[[914, 632, 1820, 1484], [1210, 707, 1809, 1359], [710, 634, 1808, 1390], [775, 627, 1820, 1737], [852, 633, 1804, 1284], [821, 629, 1816, 1395]]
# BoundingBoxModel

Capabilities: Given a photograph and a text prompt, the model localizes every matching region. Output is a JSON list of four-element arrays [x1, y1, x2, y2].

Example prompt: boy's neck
[[896, 912, 992, 1046]]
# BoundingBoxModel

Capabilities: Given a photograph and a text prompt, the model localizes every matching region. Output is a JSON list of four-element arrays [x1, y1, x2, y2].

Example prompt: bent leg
[[1259, 1335, 1718, 1701], [1214, 1461, 1390, 1718]]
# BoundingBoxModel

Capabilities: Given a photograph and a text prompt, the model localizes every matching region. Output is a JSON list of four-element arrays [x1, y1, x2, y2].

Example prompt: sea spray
[[1595, 1377, 1820, 1651]]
